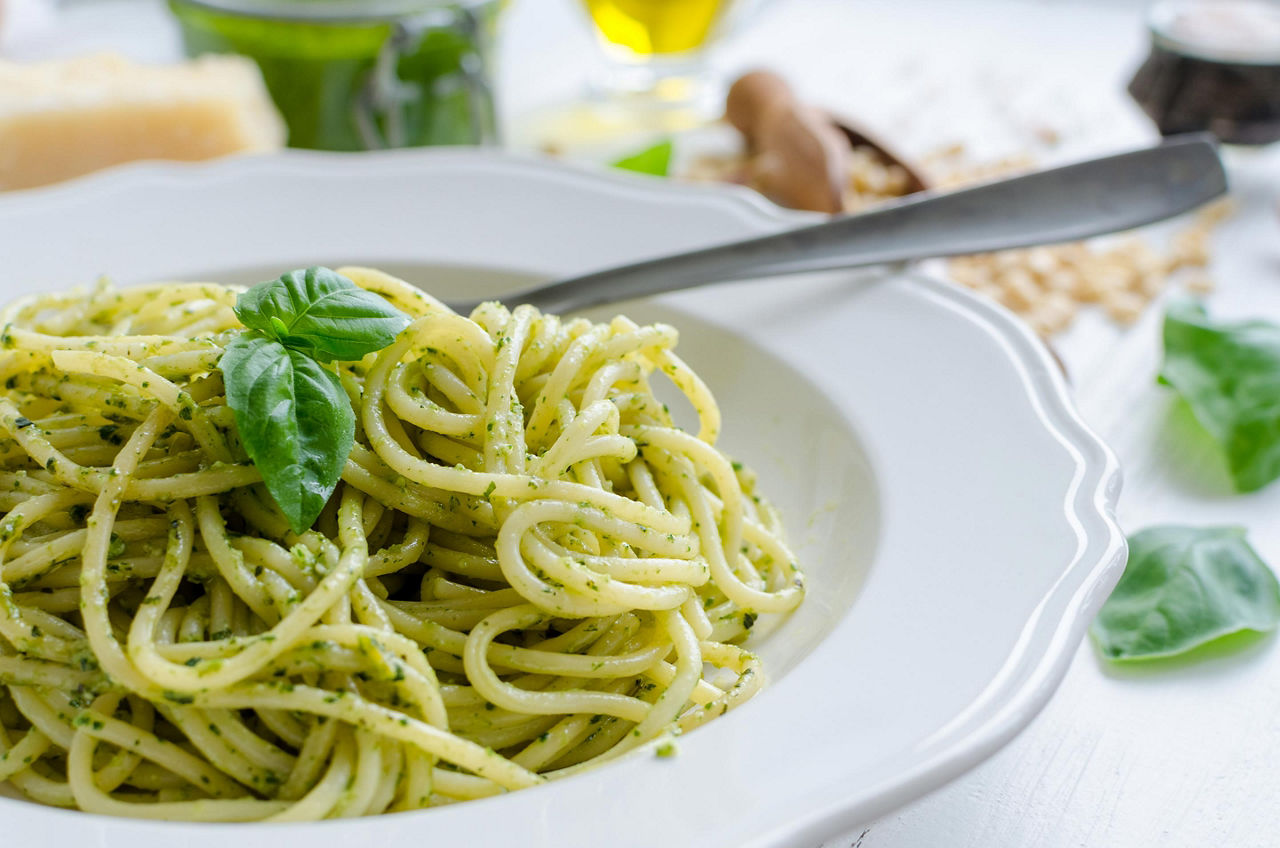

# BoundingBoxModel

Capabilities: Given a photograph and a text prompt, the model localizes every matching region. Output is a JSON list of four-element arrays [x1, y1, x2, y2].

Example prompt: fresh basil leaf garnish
[[1160, 301, 1280, 492], [234, 266, 410, 363], [220, 333, 354, 535], [220, 267, 409, 533], [612, 139, 673, 177], [1091, 525, 1280, 662]]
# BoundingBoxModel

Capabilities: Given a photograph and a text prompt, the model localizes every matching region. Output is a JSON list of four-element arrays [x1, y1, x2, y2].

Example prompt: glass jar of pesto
[[169, 0, 500, 150]]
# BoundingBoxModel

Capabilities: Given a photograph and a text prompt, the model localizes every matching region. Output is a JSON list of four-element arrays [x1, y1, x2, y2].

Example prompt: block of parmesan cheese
[[0, 53, 285, 191]]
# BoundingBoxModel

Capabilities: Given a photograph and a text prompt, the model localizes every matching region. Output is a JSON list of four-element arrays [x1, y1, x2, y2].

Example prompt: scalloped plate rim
[[0, 149, 1125, 847]]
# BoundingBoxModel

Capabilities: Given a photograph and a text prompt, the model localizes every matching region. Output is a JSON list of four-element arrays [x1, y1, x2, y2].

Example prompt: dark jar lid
[[1129, 0, 1280, 145]]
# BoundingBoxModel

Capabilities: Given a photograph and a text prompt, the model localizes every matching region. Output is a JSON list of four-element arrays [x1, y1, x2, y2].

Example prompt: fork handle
[[471, 134, 1225, 316]]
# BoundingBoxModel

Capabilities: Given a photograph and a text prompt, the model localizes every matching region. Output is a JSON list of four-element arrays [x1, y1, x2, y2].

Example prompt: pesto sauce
[[169, 0, 500, 150]]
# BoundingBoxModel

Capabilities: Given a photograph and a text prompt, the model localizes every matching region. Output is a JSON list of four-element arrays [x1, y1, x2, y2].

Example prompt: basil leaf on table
[[234, 266, 411, 363], [220, 333, 355, 535], [1091, 525, 1280, 661], [612, 139, 673, 177], [1160, 301, 1280, 492]]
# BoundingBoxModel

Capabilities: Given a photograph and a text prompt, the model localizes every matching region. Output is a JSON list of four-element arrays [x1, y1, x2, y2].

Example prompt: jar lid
[[174, 0, 493, 22], [1149, 0, 1280, 65]]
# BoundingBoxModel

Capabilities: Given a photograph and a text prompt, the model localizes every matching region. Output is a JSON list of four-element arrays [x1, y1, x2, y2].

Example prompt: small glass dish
[[169, 0, 500, 151]]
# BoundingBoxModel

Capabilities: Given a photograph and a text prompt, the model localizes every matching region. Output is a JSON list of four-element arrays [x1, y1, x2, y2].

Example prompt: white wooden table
[[13, 1, 1280, 845]]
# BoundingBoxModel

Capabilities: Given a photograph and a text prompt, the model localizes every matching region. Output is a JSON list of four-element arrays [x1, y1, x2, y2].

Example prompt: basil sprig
[[1092, 525, 1280, 661], [220, 268, 410, 534], [1160, 301, 1280, 492], [234, 266, 409, 363]]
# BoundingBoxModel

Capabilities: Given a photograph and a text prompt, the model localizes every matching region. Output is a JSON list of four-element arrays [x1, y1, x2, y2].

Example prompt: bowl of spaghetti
[[0, 151, 1123, 847]]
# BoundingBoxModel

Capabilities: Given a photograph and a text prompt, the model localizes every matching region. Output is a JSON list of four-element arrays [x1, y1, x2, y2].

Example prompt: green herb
[[611, 139, 673, 177], [654, 741, 677, 758], [233, 267, 410, 364], [220, 268, 409, 534], [1160, 301, 1280, 492], [221, 336, 353, 534], [98, 424, 122, 445], [1091, 525, 1280, 661]]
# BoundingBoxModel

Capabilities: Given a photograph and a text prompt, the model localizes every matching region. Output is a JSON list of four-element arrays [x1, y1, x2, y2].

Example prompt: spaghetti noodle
[[0, 267, 803, 820]]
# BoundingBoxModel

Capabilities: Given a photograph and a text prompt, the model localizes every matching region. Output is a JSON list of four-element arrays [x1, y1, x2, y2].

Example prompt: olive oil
[[583, 0, 733, 56]]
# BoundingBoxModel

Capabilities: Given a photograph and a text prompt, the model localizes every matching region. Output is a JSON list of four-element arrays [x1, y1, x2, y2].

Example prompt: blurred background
[[4, 0, 1275, 344], [2, 0, 1266, 169]]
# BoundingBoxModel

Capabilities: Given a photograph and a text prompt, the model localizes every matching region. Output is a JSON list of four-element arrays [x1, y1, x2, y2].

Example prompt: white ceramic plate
[[0, 151, 1124, 848]]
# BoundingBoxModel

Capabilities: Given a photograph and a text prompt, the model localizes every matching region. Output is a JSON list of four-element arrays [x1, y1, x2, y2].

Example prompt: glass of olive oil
[[579, 0, 739, 117], [584, 0, 732, 57]]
